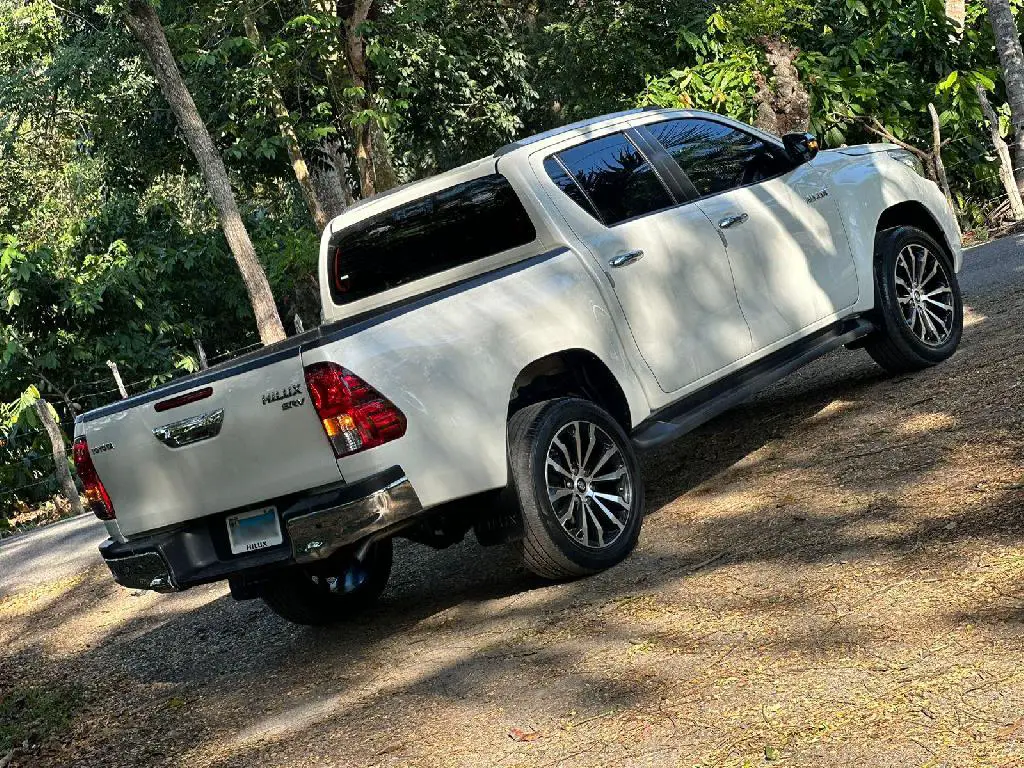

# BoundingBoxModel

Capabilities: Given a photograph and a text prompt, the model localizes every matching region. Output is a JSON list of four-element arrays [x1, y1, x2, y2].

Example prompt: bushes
[[639, 0, 1008, 217]]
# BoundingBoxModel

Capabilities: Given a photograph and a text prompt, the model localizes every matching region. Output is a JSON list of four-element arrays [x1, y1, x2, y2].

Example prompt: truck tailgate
[[80, 346, 342, 538]]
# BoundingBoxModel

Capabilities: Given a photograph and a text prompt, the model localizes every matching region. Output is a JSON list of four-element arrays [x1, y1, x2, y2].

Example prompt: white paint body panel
[[81, 353, 344, 538], [76, 109, 962, 542], [694, 168, 859, 348]]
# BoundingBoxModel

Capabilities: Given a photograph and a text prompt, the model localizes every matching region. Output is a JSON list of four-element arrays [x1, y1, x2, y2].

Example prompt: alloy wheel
[[894, 243, 954, 347], [544, 420, 633, 549]]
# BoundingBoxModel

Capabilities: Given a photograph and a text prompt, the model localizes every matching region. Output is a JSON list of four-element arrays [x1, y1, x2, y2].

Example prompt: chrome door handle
[[718, 213, 749, 229], [609, 249, 644, 268]]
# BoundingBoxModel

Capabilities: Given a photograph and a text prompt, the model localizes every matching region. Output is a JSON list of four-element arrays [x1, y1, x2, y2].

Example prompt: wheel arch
[[875, 201, 955, 260], [507, 349, 632, 431]]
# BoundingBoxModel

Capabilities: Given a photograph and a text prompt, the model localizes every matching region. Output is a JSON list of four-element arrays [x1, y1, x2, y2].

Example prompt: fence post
[[33, 398, 84, 517], [106, 360, 128, 399], [194, 338, 209, 370]]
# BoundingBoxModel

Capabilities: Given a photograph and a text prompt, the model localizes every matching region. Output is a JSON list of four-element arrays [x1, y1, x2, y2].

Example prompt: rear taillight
[[304, 362, 407, 458], [72, 437, 116, 520]]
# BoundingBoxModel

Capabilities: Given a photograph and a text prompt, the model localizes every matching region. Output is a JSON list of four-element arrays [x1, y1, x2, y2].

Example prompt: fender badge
[[806, 188, 830, 204]]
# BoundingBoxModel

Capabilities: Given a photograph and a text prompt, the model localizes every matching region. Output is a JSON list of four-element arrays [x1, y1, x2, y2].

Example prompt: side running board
[[631, 316, 876, 451]]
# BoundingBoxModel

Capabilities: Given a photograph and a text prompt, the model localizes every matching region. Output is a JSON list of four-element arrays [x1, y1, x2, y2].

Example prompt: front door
[[537, 129, 753, 394], [640, 116, 859, 350]]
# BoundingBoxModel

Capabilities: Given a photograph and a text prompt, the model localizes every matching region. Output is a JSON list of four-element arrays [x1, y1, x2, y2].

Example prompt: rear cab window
[[329, 174, 537, 306], [544, 132, 675, 226]]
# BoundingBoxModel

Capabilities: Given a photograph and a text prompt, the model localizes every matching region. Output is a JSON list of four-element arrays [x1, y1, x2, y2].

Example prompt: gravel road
[[1, 233, 1023, 767]]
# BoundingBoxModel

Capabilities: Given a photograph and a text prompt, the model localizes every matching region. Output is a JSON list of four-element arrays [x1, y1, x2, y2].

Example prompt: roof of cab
[[493, 107, 669, 157], [330, 107, 675, 229], [327, 155, 499, 232]]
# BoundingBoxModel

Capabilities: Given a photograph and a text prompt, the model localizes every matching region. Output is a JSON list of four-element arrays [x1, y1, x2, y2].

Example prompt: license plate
[[226, 506, 283, 555]]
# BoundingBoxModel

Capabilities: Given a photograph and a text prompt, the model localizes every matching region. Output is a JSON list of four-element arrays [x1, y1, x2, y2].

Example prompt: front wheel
[[508, 398, 645, 580], [864, 226, 963, 374], [259, 538, 393, 626]]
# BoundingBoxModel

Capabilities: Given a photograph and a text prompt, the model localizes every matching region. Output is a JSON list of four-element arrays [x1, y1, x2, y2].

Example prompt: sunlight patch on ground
[[962, 303, 987, 328], [807, 399, 859, 424], [0, 573, 86, 618], [894, 411, 956, 437]]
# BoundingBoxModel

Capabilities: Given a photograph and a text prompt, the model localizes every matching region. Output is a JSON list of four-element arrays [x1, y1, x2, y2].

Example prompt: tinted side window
[[329, 175, 536, 305], [543, 157, 601, 221], [646, 118, 794, 198], [547, 132, 674, 226]]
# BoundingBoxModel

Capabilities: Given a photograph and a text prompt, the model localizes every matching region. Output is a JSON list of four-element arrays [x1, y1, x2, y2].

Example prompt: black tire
[[864, 226, 963, 374], [508, 398, 645, 580], [260, 538, 393, 626]]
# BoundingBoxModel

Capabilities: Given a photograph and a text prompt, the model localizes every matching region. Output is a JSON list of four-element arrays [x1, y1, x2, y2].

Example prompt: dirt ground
[[2, 285, 1023, 768]]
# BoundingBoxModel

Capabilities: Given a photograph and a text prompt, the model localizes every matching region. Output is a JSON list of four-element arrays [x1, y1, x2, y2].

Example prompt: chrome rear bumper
[[288, 477, 421, 563]]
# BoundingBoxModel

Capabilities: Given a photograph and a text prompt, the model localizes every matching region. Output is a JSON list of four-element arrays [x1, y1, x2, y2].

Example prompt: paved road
[[0, 513, 107, 596], [1, 233, 1021, 596], [960, 231, 1024, 294]]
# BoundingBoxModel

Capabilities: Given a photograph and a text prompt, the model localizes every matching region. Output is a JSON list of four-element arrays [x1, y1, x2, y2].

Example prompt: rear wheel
[[259, 538, 393, 626], [864, 226, 963, 373], [508, 398, 645, 580]]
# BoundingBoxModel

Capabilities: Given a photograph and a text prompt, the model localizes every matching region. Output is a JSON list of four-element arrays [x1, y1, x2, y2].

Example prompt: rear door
[[82, 345, 343, 537], [641, 116, 858, 351], [537, 128, 752, 394]]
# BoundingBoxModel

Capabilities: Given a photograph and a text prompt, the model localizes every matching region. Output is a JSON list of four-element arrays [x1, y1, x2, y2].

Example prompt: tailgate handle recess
[[153, 409, 225, 449]]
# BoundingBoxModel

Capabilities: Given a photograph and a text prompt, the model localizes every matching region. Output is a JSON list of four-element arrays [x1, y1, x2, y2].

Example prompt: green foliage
[[640, 0, 1005, 208], [369, 0, 539, 174], [0, 386, 56, 515], [525, 0, 712, 126]]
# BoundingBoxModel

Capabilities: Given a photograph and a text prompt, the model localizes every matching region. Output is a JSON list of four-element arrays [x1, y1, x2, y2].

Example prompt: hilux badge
[[262, 383, 302, 406]]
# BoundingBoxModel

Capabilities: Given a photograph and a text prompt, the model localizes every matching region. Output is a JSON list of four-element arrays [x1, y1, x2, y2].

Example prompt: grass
[[0, 685, 81, 754]]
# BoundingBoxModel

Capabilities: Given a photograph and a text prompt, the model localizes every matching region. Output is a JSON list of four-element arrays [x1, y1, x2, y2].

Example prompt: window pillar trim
[[630, 125, 701, 202]]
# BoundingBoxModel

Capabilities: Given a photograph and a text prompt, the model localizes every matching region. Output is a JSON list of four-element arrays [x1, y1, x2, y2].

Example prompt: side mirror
[[782, 132, 819, 164]]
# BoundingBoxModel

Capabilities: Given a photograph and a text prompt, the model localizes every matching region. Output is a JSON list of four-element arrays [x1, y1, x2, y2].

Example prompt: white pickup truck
[[74, 108, 963, 625]]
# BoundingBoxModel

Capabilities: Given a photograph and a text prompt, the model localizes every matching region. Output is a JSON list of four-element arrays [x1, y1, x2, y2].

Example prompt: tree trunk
[[946, 0, 966, 30], [341, 0, 398, 198], [977, 85, 1024, 220], [243, 8, 329, 232], [986, 0, 1024, 191], [33, 399, 84, 518], [927, 103, 956, 214], [193, 338, 209, 370], [125, 1, 286, 345], [752, 38, 810, 136]]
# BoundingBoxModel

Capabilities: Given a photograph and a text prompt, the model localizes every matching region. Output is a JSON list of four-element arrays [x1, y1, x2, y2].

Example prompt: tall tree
[[339, 0, 398, 197], [124, 0, 286, 345], [242, 4, 330, 232], [985, 0, 1024, 191]]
